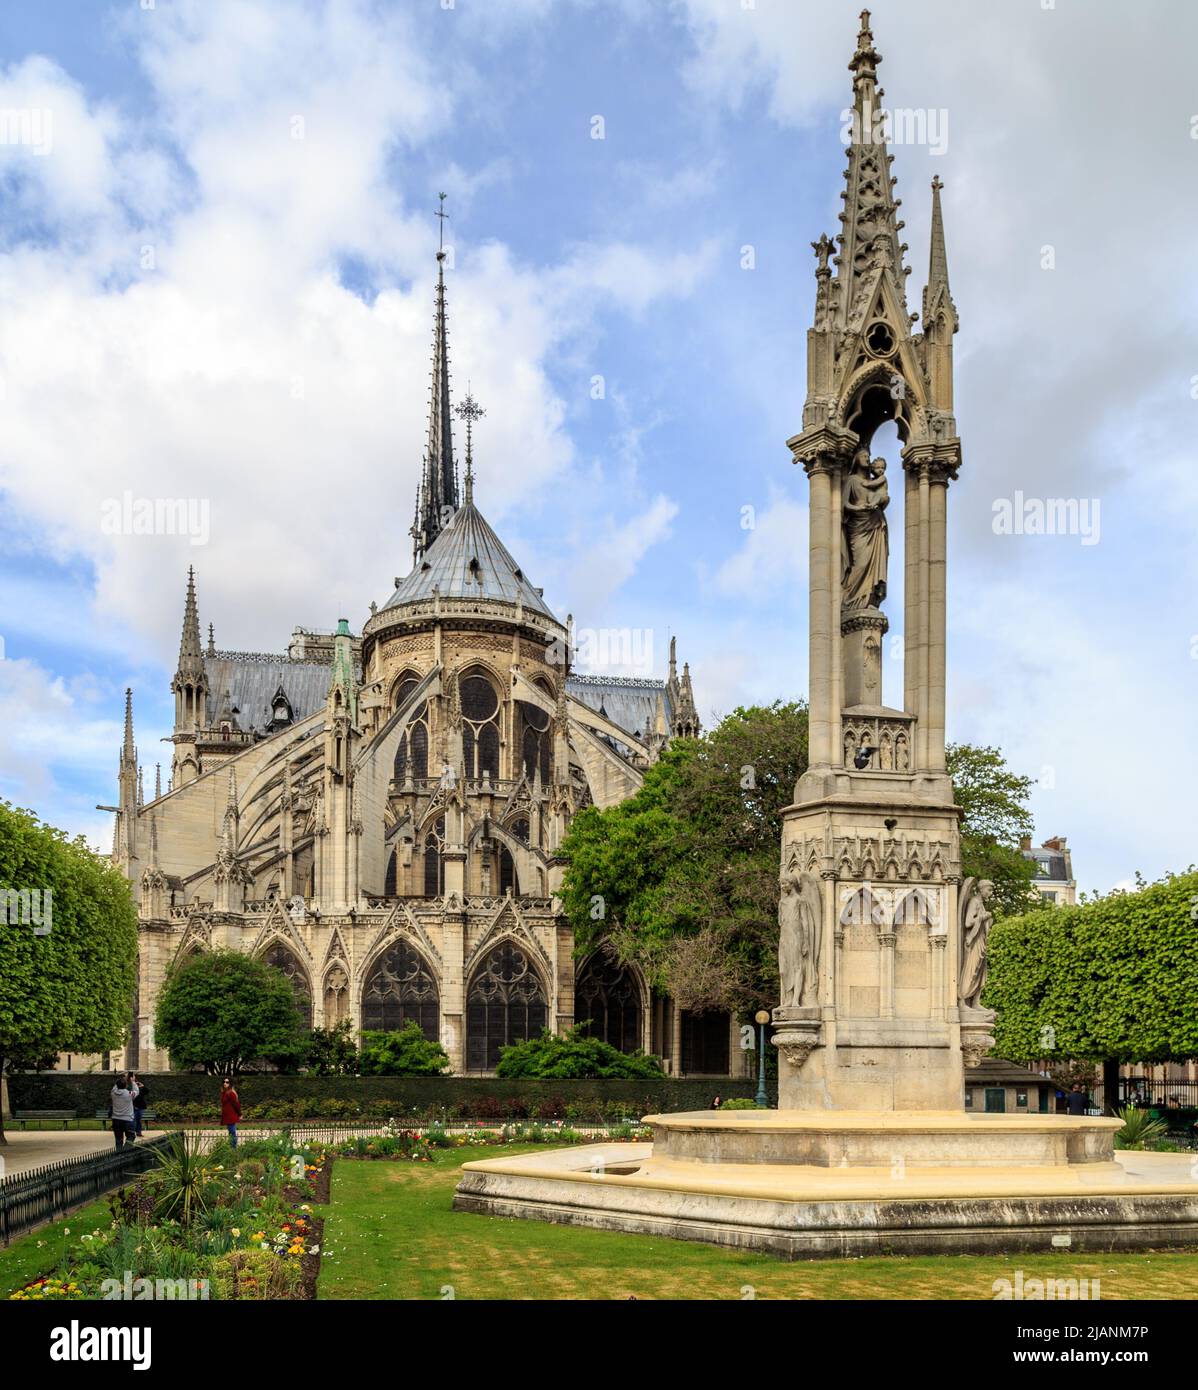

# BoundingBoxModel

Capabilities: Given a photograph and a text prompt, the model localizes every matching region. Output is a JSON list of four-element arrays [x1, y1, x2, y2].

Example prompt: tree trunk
[[1102, 1057, 1121, 1116], [0, 1055, 8, 1145]]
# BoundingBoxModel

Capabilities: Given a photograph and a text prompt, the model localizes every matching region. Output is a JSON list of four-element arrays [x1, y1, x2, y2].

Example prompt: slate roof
[[204, 654, 343, 736], [1025, 849, 1069, 882], [567, 674, 673, 743], [383, 500, 557, 621]]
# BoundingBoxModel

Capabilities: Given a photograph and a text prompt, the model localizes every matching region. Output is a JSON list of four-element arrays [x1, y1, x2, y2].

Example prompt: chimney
[[1042, 836, 1065, 852], [1019, 835, 1032, 852]]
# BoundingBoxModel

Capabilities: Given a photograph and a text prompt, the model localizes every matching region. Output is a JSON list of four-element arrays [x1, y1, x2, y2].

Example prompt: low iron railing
[[0, 1133, 175, 1244]]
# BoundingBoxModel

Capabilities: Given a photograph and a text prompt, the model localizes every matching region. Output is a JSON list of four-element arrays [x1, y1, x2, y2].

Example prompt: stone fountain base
[[452, 1111, 1198, 1259]]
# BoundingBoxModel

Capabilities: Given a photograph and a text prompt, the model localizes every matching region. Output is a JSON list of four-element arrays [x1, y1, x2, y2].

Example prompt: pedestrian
[[130, 1073, 148, 1136], [109, 1077, 135, 1150], [220, 1077, 241, 1148], [710, 1095, 723, 1110], [1066, 1082, 1087, 1117]]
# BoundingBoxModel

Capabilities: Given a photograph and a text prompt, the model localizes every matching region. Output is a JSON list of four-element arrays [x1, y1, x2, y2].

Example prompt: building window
[[497, 841, 517, 896], [1016, 1088, 1029, 1108], [263, 943, 312, 1029], [680, 1011, 729, 1075], [361, 941, 439, 1040], [964, 1089, 973, 1108], [575, 952, 642, 1053], [466, 940, 547, 1071], [461, 673, 500, 781], [393, 675, 428, 782], [519, 700, 552, 783], [422, 817, 445, 896]]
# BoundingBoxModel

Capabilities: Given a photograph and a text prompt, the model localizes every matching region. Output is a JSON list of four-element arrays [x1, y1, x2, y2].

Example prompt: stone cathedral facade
[[108, 241, 721, 1077]]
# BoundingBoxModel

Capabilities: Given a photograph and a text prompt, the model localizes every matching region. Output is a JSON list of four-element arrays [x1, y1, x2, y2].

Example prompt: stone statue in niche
[[958, 877, 995, 1010], [841, 446, 889, 612], [778, 871, 823, 1009]]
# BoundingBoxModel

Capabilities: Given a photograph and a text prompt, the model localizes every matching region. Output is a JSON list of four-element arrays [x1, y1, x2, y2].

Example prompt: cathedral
[[107, 236, 729, 1077]]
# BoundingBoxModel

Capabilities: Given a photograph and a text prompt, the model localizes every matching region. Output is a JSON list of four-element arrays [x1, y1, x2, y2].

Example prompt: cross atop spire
[[454, 386, 485, 506], [411, 197, 459, 563]]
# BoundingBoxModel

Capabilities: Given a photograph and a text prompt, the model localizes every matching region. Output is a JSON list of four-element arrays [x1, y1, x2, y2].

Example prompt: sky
[[0, 0, 1194, 896]]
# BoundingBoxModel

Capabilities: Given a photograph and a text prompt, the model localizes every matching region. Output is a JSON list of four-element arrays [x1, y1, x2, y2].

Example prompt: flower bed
[[5, 1131, 330, 1304]]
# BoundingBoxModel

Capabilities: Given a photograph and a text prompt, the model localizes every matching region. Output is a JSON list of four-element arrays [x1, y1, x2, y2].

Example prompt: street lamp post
[[754, 1009, 770, 1108]]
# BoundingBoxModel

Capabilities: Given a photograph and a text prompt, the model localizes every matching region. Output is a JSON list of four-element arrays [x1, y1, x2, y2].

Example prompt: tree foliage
[[561, 710, 1044, 1020], [561, 702, 809, 1016], [495, 1026, 664, 1079], [154, 949, 308, 1075], [357, 1023, 450, 1076], [0, 800, 138, 1142], [987, 870, 1198, 1064], [305, 1019, 360, 1075], [946, 742, 1037, 917]]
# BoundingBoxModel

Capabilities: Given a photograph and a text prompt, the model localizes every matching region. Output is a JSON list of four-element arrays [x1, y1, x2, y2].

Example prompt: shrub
[[719, 1098, 760, 1110], [495, 1027, 664, 1079], [1114, 1105, 1170, 1150], [357, 1024, 451, 1076]]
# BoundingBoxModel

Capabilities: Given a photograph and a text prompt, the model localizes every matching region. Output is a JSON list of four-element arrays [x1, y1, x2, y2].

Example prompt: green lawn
[[316, 1146, 1198, 1301], [0, 1197, 113, 1296]]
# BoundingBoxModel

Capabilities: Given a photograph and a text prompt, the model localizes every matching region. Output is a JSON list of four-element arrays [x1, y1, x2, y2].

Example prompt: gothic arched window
[[519, 700, 552, 783], [423, 816, 445, 896], [384, 849, 398, 896], [575, 952, 642, 1054], [466, 940, 547, 1071], [263, 942, 312, 1029], [361, 940, 439, 1040], [497, 841, 517, 896], [460, 672, 500, 781], [393, 674, 429, 782]]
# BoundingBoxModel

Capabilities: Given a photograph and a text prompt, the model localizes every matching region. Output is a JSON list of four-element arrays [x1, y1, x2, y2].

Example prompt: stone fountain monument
[[454, 12, 1198, 1256]]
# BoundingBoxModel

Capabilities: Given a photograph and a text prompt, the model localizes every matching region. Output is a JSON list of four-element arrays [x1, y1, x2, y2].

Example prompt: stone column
[[926, 469, 949, 771], [805, 461, 836, 770], [441, 909, 466, 1073], [671, 1002, 683, 1077], [904, 466, 921, 717], [828, 461, 844, 764], [878, 931, 897, 1019], [916, 463, 931, 769]]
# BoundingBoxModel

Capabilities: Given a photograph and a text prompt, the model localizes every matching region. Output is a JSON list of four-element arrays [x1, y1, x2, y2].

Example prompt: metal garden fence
[[0, 1133, 175, 1244]]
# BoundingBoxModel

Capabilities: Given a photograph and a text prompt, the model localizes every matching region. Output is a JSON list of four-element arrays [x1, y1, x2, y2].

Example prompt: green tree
[[946, 742, 1037, 917], [986, 869, 1198, 1111], [357, 1023, 450, 1076], [155, 949, 307, 1075], [305, 1019, 359, 1075], [0, 801, 138, 1144], [562, 702, 809, 1016], [495, 1026, 664, 1079]]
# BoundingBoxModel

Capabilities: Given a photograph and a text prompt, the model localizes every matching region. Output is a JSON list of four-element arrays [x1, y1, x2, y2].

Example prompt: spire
[[668, 635, 677, 686], [154, 763, 162, 800], [222, 766, 239, 842], [922, 175, 958, 332], [177, 566, 204, 676], [137, 766, 144, 807], [454, 387, 485, 507], [832, 10, 911, 331], [411, 193, 458, 563], [207, 622, 216, 657], [328, 617, 358, 725], [122, 687, 136, 764]]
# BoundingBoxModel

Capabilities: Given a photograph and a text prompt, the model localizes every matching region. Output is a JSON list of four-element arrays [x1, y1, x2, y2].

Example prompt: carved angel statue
[[778, 871, 823, 1009], [841, 446, 889, 612], [958, 877, 995, 1010]]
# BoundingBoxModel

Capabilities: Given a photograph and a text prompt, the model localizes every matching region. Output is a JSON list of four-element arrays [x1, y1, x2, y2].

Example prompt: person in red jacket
[[220, 1077, 241, 1148]]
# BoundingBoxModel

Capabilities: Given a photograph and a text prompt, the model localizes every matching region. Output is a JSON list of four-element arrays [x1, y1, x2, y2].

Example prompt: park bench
[[7, 1109, 77, 1130], [94, 1109, 158, 1127]]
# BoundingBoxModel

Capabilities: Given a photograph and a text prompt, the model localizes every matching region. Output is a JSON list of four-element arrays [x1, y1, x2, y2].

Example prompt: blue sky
[[0, 0, 1195, 894]]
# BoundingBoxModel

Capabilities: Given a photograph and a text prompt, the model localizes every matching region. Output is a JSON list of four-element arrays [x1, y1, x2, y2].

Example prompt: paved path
[[0, 1129, 126, 1180]]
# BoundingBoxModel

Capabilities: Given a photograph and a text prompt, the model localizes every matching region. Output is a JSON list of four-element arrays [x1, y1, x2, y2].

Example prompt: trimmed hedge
[[8, 1072, 764, 1122]]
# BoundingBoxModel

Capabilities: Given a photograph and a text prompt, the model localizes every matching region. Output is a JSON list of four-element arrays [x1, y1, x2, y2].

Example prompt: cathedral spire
[[922, 175, 958, 333], [834, 10, 910, 331], [122, 686, 136, 765], [411, 193, 458, 564], [177, 566, 204, 676]]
